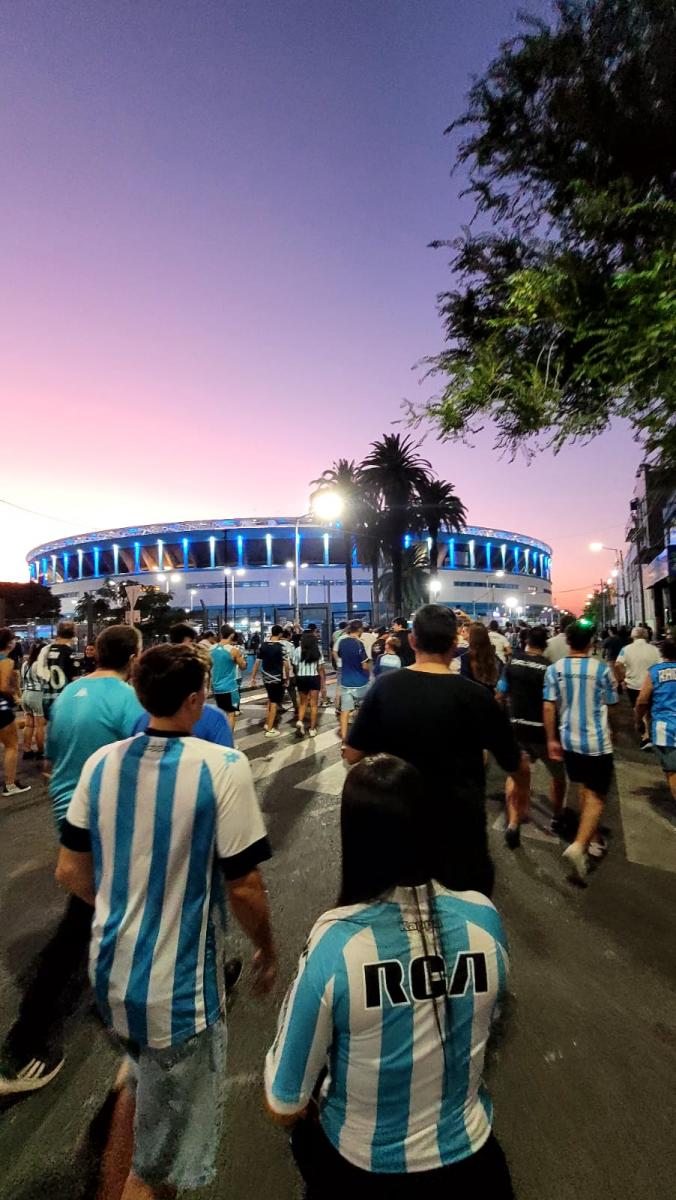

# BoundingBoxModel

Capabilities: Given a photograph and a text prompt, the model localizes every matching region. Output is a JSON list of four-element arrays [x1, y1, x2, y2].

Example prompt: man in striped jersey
[[635, 639, 676, 804], [55, 644, 275, 1199], [543, 621, 619, 881]]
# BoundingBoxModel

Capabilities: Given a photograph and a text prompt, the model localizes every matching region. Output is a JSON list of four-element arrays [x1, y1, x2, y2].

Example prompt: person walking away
[[488, 620, 512, 665], [460, 623, 501, 694], [0, 625, 143, 1095], [543, 621, 618, 882], [336, 620, 370, 743], [251, 625, 288, 737], [344, 605, 521, 896], [614, 627, 661, 747], [544, 613, 574, 664], [293, 631, 325, 738], [265, 754, 514, 1199], [360, 624, 377, 660], [211, 624, 247, 734], [374, 635, 401, 676], [280, 627, 298, 715], [0, 628, 31, 796], [55, 643, 276, 1200], [391, 617, 414, 666], [496, 625, 567, 849], [635, 639, 676, 805], [37, 620, 82, 720], [21, 643, 46, 761]]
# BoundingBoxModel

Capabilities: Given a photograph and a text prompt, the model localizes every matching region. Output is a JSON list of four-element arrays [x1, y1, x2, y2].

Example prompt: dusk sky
[[1, 0, 640, 612]]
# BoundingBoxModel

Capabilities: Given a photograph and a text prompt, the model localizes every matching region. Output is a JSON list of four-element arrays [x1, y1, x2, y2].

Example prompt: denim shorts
[[654, 745, 676, 774], [340, 684, 368, 713], [22, 690, 44, 717], [126, 1016, 226, 1191]]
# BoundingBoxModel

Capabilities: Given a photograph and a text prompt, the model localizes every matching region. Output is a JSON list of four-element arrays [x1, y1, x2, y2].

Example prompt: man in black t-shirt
[[345, 605, 520, 896], [37, 621, 81, 719], [391, 617, 415, 667], [251, 625, 289, 738], [496, 625, 566, 848]]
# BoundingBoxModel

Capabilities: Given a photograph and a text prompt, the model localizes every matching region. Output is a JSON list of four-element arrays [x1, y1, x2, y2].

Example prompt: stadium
[[27, 517, 554, 630]]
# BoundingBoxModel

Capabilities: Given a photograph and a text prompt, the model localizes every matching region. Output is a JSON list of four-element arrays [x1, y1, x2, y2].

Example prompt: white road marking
[[295, 761, 347, 797], [250, 728, 340, 783]]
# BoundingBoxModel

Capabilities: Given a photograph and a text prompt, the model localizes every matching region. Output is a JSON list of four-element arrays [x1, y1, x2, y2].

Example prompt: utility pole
[[223, 529, 228, 624]]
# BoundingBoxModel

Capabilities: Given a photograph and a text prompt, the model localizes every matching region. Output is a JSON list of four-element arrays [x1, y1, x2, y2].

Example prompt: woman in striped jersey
[[265, 754, 514, 1198], [292, 631, 326, 739]]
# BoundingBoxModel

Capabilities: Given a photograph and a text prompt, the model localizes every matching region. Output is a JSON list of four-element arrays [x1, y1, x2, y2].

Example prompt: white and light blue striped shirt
[[65, 733, 270, 1049], [543, 656, 617, 756], [265, 884, 508, 1173]]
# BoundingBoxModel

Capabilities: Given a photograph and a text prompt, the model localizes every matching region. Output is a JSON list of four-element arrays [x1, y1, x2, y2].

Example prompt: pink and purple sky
[[1, 0, 640, 613]]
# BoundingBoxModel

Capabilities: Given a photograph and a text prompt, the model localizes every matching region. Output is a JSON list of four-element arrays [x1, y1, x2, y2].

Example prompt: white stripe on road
[[295, 761, 348, 797], [250, 729, 340, 783]]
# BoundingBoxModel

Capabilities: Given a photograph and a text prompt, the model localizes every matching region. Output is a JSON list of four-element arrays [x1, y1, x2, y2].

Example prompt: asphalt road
[[1, 686, 675, 1200]]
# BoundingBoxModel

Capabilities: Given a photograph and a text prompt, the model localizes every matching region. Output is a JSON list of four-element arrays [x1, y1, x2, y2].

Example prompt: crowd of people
[[0, 602, 674, 1198]]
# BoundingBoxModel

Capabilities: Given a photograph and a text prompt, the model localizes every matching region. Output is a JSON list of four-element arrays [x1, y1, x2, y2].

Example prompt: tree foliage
[[74, 580, 188, 640], [421, 0, 676, 461], [0, 581, 60, 623]]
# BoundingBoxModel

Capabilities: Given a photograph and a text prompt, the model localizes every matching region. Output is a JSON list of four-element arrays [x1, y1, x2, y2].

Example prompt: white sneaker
[[264, 728, 281, 738], [295, 721, 305, 737], [562, 842, 588, 881], [309, 728, 317, 738], [588, 836, 608, 859], [2, 782, 31, 796]]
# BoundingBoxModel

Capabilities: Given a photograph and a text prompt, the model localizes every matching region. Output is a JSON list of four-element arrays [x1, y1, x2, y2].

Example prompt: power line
[[0, 498, 79, 526]]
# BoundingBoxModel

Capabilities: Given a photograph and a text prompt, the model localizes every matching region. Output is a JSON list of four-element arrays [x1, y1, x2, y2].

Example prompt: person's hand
[[251, 949, 277, 995], [547, 738, 564, 762]]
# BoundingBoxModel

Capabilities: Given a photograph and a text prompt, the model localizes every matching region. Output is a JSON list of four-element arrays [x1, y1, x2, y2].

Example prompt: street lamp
[[506, 597, 517, 610], [312, 491, 344, 521], [189, 588, 197, 611], [590, 542, 627, 623], [224, 568, 245, 619], [429, 578, 442, 597]]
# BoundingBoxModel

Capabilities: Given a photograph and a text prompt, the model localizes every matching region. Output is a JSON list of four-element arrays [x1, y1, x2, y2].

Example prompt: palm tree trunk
[[430, 534, 439, 575], [391, 542, 403, 615], [371, 555, 380, 625], [344, 530, 354, 617]]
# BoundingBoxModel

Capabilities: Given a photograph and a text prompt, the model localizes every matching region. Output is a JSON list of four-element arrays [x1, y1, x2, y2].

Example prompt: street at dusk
[[1, 2, 675, 1199]]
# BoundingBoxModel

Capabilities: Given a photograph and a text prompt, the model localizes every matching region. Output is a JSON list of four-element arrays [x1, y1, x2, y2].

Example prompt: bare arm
[[614, 661, 626, 685], [251, 660, 260, 685], [342, 745, 365, 766], [227, 868, 276, 993], [543, 700, 563, 761], [55, 847, 95, 906], [234, 648, 248, 671]]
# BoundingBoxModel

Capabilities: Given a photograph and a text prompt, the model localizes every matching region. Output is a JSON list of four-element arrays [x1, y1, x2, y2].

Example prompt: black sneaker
[[22, 750, 35, 760], [0, 1046, 65, 1096], [225, 958, 243, 995], [2, 781, 31, 797], [640, 738, 653, 751], [504, 825, 521, 850]]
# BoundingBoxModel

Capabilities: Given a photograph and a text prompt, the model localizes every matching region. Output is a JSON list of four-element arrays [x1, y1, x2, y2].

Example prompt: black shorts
[[297, 676, 321, 694], [264, 682, 285, 705], [563, 751, 613, 797], [0, 692, 15, 730], [214, 691, 239, 714], [626, 688, 640, 708]]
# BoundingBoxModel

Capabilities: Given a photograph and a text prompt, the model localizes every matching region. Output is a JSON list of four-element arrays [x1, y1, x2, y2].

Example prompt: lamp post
[[224, 568, 245, 622], [157, 572, 181, 595], [189, 588, 197, 612], [429, 578, 442, 599], [590, 543, 627, 624], [296, 490, 345, 626]]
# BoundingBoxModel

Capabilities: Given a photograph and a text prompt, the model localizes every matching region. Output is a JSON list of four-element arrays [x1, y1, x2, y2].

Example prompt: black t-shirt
[[347, 669, 520, 891], [43, 642, 80, 696], [603, 634, 623, 662], [257, 641, 285, 684], [392, 628, 414, 666], [499, 651, 548, 739]]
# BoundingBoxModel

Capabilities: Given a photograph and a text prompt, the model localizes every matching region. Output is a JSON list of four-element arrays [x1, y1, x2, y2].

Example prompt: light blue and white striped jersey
[[648, 661, 676, 747], [265, 884, 508, 1173], [66, 733, 269, 1049], [291, 646, 325, 677], [543, 656, 617, 755]]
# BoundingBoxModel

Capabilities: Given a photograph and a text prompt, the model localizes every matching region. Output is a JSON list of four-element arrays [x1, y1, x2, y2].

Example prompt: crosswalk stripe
[[250, 728, 340, 783], [295, 761, 347, 797], [615, 757, 676, 874]]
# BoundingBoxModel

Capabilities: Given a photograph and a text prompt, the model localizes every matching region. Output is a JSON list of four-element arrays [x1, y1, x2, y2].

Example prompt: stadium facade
[[27, 517, 553, 627]]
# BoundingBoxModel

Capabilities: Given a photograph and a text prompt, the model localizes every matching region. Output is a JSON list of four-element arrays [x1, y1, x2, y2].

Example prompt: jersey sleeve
[[543, 664, 558, 702], [496, 667, 510, 696], [601, 664, 618, 705], [264, 931, 335, 1114], [208, 709, 234, 748], [213, 751, 271, 879]]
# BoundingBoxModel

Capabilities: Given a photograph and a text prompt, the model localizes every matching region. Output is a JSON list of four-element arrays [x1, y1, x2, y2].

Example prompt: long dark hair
[[338, 755, 447, 905], [469, 623, 499, 687], [300, 630, 320, 665]]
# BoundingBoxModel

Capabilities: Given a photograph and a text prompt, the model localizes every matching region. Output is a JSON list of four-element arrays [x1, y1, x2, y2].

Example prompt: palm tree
[[379, 545, 430, 616], [310, 459, 363, 617], [354, 489, 387, 626], [415, 478, 467, 575], [360, 434, 433, 615]]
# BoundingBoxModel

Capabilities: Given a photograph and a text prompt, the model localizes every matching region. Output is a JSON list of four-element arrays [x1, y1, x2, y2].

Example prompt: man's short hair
[[560, 613, 575, 632], [348, 620, 363, 634], [338, 621, 348, 630], [96, 625, 141, 671], [526, 625, 548, 652], [57, 620, 76, 639], [631, 626, 648, 640], [488, 620, 499, 632], [133, 645, 206, 717], [220, 624, 235, 640], [271, 624, 283, 637], [200, 631, 216, 641], [169, 622, 198, 645], [392, 617, 408, 629], [658, 637, 676, 660], [412, 604, 457, 655], [566, 621, 595, 651]]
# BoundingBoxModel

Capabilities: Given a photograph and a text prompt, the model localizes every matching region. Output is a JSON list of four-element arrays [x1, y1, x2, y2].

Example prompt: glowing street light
[[495, 569, 505, 578], [312, 490, 344, 521], [429, 579, 442, 596], [506, 597, 518, 610]]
